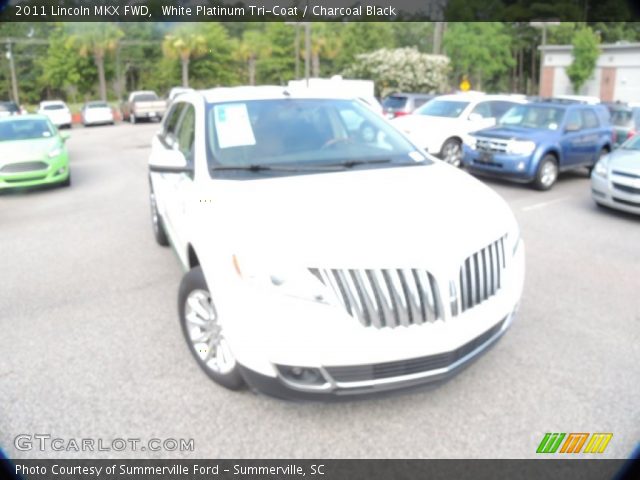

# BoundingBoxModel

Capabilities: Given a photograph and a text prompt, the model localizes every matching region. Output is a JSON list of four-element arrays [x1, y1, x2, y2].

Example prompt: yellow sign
[[460, 79, 471, 91]]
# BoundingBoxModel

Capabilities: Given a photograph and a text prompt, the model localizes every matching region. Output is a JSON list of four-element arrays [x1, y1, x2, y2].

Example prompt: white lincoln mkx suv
[[148, 86, 525, 400]]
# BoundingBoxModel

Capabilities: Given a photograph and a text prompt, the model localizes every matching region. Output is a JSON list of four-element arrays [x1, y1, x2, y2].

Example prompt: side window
[[163, 103, 185, 143], [413, 98, 429, 109], [490, 101, 516, 119], [565, 109, 583, 130], [175, 105, 196, 161], [581, 109, 600, 129], [470, 102, 492, 118]]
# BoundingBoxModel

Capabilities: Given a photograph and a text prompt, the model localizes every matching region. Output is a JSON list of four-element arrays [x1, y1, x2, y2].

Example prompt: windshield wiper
[[323, 159, 393, 168]]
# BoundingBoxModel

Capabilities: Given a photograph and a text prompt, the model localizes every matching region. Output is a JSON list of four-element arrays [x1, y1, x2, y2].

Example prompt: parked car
[[463, 102, 614, 190], [37, 100, 72, 129], [147, 86, 525, 400], [591, 133, 640, 215], [121, 91, 167, 124], [381, 93, 436, 119], [0, 114, 71, 189], [607, 104, 640, 148], [392, 93, 526, 166], [81, 101, 115, 126], [0, 101, 21, 117]]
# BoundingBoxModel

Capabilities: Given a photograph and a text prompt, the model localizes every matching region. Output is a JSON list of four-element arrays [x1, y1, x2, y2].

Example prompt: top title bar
[[0, 0, 639, 22]]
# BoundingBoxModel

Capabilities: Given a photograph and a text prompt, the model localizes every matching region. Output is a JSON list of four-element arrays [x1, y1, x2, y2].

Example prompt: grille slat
[[612, 182, 640, 195], [1, 161, 49, 173], [454, 236, 507, 315], [313, 267, 442, 328], [476, 137, 509, 153]]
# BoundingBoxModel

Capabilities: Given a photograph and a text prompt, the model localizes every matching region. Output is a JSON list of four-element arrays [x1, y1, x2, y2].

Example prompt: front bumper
[[0, 156, 70, 190], [239, 309, 516, 401], [591, 172, 640, 215], [463, 146, 535, 183]]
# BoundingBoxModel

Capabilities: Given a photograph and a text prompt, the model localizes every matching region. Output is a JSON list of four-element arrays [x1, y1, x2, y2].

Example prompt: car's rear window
[[43, 104, 65, 111], [611, 109, 634, 128], [133, 93, 159, 102], [0, 102, 19, 113], [382, 96, 408, 110], [88, 102, 109, 109]]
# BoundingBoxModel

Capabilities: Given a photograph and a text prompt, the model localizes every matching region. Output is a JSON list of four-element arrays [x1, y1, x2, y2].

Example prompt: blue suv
[[463, 102, 613, 190]]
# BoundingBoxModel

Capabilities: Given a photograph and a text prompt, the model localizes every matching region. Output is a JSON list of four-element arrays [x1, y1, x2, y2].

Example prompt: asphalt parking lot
[[1, 123, 638, 459]]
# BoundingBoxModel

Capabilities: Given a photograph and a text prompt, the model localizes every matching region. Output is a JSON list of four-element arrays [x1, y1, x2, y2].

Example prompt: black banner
[[2, 459, 640, 480], [0, 0, 639, 22]]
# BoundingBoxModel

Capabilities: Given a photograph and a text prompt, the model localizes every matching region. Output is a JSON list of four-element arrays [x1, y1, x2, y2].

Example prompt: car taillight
[[628, 130, 636, 139], [394, 111, 408, 118]]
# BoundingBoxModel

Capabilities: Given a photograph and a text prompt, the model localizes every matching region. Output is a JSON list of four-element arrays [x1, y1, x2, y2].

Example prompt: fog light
[[517, 161, 525, 171], [56, 167, 66, 175], [277, 365, 329, 388]]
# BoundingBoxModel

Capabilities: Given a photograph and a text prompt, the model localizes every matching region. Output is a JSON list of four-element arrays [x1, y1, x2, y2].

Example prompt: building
[[539, 42, 640, 103]]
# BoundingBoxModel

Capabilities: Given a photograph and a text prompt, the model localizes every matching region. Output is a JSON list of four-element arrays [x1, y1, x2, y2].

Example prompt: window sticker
[[214, 103, 256, 149]]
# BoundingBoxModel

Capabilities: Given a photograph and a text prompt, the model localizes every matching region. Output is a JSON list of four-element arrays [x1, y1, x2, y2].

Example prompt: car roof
[[198, 85, 375, 103], [39, 100, 66, 106], [385, 92, 435, 98], [430, 93, 526, 103]]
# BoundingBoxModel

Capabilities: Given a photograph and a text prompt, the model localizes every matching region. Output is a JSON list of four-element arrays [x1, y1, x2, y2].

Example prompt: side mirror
[[565, 123, 581, 132], [60, 131, 70, 142], [149, 148, 190, 173]]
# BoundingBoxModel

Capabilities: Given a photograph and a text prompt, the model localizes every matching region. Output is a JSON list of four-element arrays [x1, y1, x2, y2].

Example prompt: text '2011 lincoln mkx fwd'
[[148, 87, 525, 400]]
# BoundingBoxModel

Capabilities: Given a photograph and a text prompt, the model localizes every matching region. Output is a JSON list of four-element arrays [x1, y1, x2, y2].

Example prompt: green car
[[0, 114, 71, 190]]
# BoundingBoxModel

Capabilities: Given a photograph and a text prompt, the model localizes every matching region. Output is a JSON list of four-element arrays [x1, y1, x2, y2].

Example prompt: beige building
[[539, 42, 640, 103]]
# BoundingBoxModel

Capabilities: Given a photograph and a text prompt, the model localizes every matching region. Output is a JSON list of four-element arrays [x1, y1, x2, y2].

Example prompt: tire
[[149, 184, 169, 247], [440, 138, 463, 167], [533, 154, 558, 190], [178, 267, 245, 390]]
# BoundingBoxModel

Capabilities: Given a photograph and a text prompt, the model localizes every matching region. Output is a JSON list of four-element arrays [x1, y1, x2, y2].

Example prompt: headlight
[[232, 255, 331, 304], [48, 146, 63, 158], [593, 156, 609, 178], [507, 140, 536, 155]]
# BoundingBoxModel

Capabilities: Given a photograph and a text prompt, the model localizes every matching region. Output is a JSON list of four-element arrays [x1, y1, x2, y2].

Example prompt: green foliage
[[566, 27, 601, 94], [443, 23, 515, 91], [333, 23, 395, 72], [257, 23, 296, 85]]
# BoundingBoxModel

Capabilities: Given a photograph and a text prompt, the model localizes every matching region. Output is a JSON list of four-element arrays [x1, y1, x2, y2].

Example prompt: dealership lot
[[0, 123, 638, 458]]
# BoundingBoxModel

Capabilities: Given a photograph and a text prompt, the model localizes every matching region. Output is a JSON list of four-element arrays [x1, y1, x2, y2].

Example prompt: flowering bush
[[344, 47, 450, 96]]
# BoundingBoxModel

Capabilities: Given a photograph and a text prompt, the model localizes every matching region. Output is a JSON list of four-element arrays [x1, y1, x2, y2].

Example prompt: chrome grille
[[310, 268, 443, 328], [0, 161, 48, 173], [476, 137, 509, 153], [612, 182, 640, 195], [452, 236, 507, 315]]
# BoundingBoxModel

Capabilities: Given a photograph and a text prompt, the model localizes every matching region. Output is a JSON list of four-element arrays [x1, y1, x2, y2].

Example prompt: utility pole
[[294, 24, 300, 79], [6, 41, 19, 105], [433, 22, 444, 55]]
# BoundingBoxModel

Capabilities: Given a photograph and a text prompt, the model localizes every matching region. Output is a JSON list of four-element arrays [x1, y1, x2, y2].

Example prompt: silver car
[[591, 134, 640, 215]]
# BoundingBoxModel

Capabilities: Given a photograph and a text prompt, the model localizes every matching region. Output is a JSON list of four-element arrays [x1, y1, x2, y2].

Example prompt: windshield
[[205, 98, 425, 169], [0, 118, 55, 141], [620, 134, 640, 150], [133, 93, 159, 102], [414, 100, 469, 118], [499, 104, 565, 130], [42, 104, 66, 111], [382, 95, 408, 110]]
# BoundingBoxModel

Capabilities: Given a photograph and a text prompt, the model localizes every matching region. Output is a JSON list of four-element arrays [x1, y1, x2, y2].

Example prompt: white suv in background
[[392, 93, 526, 167], [38, 100, 72, 129], [148, 87, 525, 400]]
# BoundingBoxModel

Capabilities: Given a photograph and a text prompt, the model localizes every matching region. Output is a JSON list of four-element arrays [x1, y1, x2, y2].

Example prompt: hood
[[472, 125, 556, 142], [608, 149, 640, 174], [206, 163, 517, 272], [0, 137, 61, 164]]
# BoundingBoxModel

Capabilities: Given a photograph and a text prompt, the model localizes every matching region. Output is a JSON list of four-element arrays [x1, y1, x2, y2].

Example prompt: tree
[[344, 48, 450, 97], [234, 30, 270, 85], [66, 23, 124, 101], [443, 22, 515, 91], [566, 27, 600, 93], [162, 25, 208, 87]]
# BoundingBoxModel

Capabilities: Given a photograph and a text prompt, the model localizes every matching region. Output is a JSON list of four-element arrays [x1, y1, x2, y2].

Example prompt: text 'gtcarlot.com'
[[14, 434, 194, 452]]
